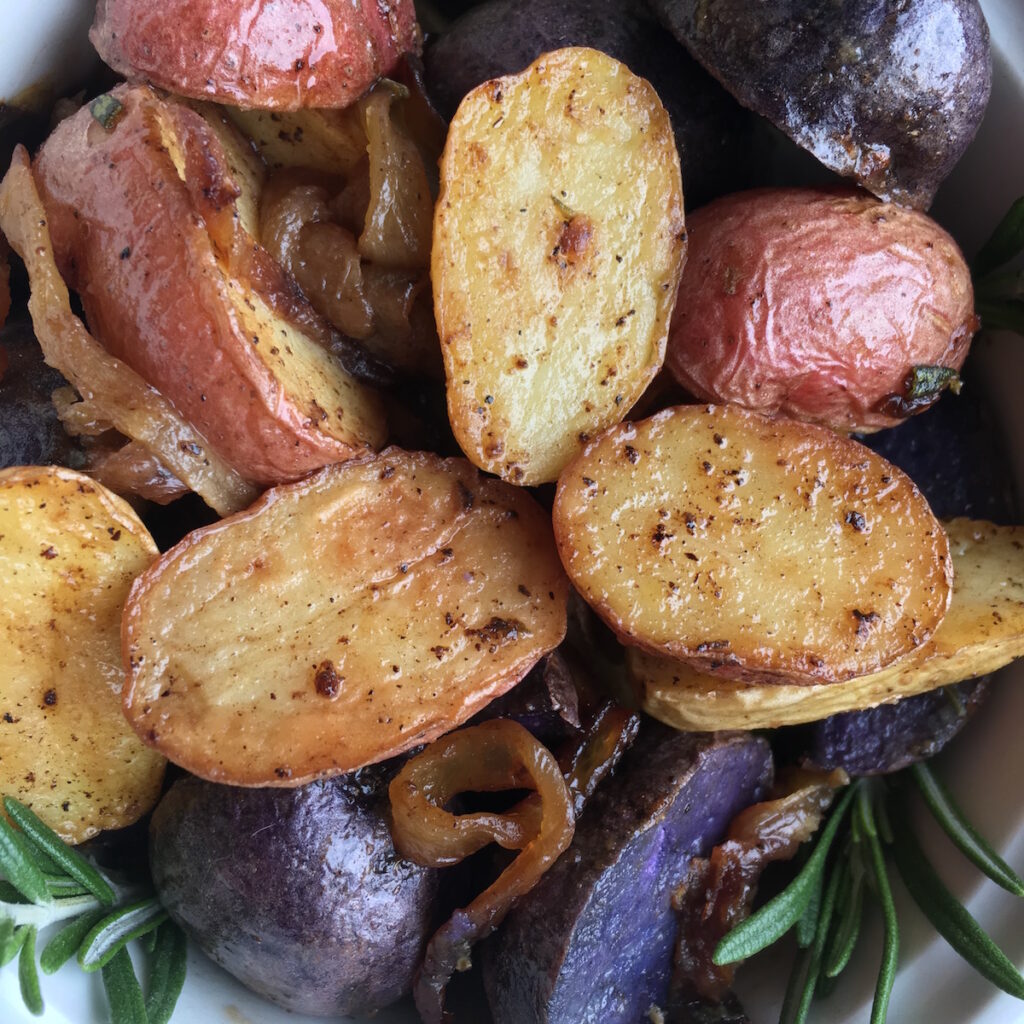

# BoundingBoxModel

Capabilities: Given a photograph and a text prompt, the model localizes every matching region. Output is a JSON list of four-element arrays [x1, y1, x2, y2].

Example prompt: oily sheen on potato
[[34, 85, 386, 487], [433, 47, 686, 485], [90, 0, 420, 111], [553, 404, 952, 684], [666, 188, 976, 432], [0, 467, 165, 843], [631, 519, 1024, 731], [122, 449, 569, 786]]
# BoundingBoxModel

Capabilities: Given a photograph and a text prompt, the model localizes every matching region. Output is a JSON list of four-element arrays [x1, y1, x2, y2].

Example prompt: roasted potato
[[34, 85, 386, 487], [423, 0, 757, 207], [90, 0, 421, 111], [632, 519, 1024, 731], [553, 404, 952, 685], [665, 188, 976, 433], [122, 449, 569, 786], [433, 47, 686, 485], [483, 726, 772, 1024], [649, 0, 991, 209], [151, 769, 439, 1017], [0, 466, 165, 843], [0, 148, 257, 516]]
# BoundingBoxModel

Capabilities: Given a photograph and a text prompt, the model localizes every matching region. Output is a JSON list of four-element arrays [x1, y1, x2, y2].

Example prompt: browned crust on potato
[[0, 466, 165, 843], [122, 448, 569, 786], [553, 404, 952, 684], [434, 47, 686, 485], [631, 520, 1024, 730]]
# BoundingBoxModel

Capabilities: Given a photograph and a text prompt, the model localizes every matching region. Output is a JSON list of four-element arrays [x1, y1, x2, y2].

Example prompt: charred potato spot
[[122, 449, 568, 786], [554, 404, 952, 685], [434, 47, 686, 486], [632, 519, 1024, 731], [0, 466, 164, 843]]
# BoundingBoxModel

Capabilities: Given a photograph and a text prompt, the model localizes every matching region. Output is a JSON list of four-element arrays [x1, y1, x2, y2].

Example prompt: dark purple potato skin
[[0, 317, 83, 469], [649, 0, 991, 209], [861, 384, 1016, 525], [483, 726, 772, 1024], [805, 678, 989, 777], [423, 0, 758, 207], [149, 769, 440, 1018]]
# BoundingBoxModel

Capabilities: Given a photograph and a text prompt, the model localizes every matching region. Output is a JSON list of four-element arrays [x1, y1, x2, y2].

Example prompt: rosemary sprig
[[0, 797, 188, 1024], [973, 197, 1024, 338], [715, 762, 1024, 1023]]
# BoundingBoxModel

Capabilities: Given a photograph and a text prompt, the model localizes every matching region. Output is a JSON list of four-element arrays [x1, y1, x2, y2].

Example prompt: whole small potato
[[666, 188, 976, 432], [150, 770, 439, 1017]]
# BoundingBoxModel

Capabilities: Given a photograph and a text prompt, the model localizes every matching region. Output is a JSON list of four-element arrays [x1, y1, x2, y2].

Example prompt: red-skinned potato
[[34, 85, 386, 487], [666, 188, 976, 432], [122, 448, 569, 786], [90, 0, 420, 111]]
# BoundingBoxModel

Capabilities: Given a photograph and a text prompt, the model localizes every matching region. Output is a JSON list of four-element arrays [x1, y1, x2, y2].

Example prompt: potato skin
[[34, 85, 385, 486], [90, 0, 420, 111], [649, 0, 991, 208], [666, 189, 976, 432], [483, 726, 772, 1024], [423, 0, 756, 207], [150, 769, 438, 1016]]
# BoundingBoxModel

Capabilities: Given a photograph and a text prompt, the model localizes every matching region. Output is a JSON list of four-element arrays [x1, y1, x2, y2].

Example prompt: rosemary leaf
[[79, 898, 167, 973], [145, 921, 189, 1024], [0, 880, 29, 904], [890, 798, 1024, 1000], [40, 909, 106, 975], [0, 918, 17, 964], [4, 798, 117, 905], [858, 788, 899, 1024], [714, 784, 856, 965], [44, 877, 93, 899], [911, 762, 1024, 897], [101, 947, 147, 1024], [796, 870, 823, 949], [0, 817, 51, 905], [18, 925, 43, 1016], [824, 850, 865, 979], [1, 923, 30, 967], [973, 197, 1024, 279], [788, 857, 844, 1024], [778, 942, 815, 1024]]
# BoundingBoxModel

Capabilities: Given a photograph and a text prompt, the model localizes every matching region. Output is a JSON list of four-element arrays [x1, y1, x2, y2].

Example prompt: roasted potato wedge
[[632, 519, 1024, 731], [34, 85, 386, 487], [0, 466, 165, 843], [123, 449, 569, 786], [553, 404, 952, 684], [433, 47, 686, 485]]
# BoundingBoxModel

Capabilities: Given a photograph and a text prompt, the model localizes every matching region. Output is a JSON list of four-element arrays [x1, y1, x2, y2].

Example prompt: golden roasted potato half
[[123, 449, 569, 786], [0, 466, 165, 843], [433, 47, 686, 485], [553, 404, 952, 684], [632, 519, 1024, 730]]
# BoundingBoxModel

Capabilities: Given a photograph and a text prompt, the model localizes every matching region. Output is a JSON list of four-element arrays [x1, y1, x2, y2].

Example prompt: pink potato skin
[[666, 188, 976, 432], [34, 86, 381, 486], [90, 0, 420, 111]]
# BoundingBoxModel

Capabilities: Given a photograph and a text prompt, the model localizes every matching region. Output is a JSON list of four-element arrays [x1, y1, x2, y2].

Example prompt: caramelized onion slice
[[0, 147, 256, 516], [389, 720, 575, 1024], [672, 768, 848, 1006]]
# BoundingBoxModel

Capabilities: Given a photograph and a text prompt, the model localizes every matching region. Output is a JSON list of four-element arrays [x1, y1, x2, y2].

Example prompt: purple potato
[[149, 768, 439, 1017], [423, 0, 758, 207], [0, 316, 83, 469], [803, 678, 989, 777], [482, 726, 772, 1024], [649, 0, 991, 209]]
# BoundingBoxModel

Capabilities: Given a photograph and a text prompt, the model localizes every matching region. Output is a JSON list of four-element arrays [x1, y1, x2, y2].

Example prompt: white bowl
[[1, 2, 1022, 1023]]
